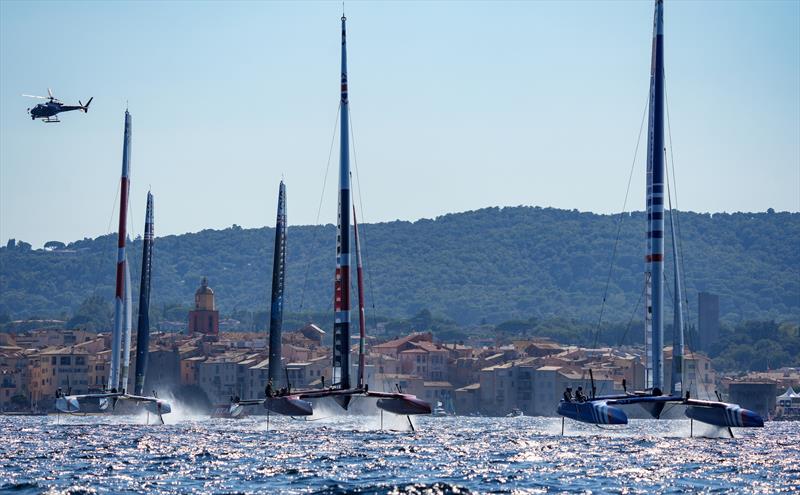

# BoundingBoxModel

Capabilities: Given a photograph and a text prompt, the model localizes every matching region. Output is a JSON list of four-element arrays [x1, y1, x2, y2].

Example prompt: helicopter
[[23, 89, 92, 123]]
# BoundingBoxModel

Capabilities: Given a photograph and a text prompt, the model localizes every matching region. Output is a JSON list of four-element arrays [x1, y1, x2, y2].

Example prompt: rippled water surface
[[2, 411, 798, 494]]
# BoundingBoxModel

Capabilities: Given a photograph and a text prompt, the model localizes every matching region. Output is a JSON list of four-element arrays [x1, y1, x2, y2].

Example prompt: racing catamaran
[[230, 15, 431, 421], [55, 111, 171, 424], [231, 182, 430, 420], [556, 0, 763, 434]]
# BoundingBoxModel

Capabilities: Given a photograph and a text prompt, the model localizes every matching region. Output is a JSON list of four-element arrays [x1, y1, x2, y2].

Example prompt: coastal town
[[2, 278, 796, 420]]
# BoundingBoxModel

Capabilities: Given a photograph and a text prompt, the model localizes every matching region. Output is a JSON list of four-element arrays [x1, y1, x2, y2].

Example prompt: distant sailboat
[[230, 14, 431, 421], [56, 111, 171, 424], [556, 0, 763, 433]]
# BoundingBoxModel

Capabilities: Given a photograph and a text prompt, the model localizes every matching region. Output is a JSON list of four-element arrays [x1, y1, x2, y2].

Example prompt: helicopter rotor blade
[[22, 94, 48, 99], [48, 88, 53, 98]]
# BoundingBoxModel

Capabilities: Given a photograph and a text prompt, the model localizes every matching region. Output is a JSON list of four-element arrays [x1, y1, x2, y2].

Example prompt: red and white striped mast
[[108, 110, 132, 393]]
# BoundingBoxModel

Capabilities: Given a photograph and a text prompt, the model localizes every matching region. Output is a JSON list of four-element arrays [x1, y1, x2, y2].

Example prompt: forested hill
[[1, 207, 798, 325]]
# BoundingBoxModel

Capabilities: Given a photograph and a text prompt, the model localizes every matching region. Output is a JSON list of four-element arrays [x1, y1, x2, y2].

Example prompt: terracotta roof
[[536, 365, 563, 372], [39, 346, 90, 355], [410, 341, 443, 353], [423, 381, 453, 388], [399, 349, 427, 355], [482, 362, 514, 371], [373, 332, 431, 349]]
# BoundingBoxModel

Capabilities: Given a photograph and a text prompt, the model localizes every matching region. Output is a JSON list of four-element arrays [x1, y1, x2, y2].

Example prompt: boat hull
[[375, 395, 433, 415], [557, 401, 628, 425], [685, 404, 764, 428], [265, 396, 313, 416]]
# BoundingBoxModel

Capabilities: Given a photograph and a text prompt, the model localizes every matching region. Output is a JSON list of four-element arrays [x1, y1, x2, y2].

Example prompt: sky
[[1, 0, 798, 248]]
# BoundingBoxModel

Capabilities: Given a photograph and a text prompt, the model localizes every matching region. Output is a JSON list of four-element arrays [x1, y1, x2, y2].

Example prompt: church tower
[[188, 277, 219, 337]]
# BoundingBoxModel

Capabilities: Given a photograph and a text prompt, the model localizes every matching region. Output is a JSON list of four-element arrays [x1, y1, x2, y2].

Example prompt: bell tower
[[188, 277, 219, 337]]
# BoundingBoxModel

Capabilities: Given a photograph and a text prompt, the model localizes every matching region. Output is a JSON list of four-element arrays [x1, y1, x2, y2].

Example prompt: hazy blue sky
[[1, 1, 798, 248]]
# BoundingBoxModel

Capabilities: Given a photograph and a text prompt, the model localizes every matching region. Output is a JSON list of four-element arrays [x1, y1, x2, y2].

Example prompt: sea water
[[1, 412, 797, 494]]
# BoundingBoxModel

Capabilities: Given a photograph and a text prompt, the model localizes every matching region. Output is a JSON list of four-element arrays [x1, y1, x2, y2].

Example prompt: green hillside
[[1, 207, 798, 326]]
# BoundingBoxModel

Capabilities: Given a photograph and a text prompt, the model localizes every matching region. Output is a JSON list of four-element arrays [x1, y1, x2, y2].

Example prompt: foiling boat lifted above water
[[556, 0, 763, 435], [55, 111, 171, 424], [230, 14, 431, 423]]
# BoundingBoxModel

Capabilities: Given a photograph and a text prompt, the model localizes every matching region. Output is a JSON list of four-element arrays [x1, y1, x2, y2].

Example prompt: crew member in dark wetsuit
[[321, 376, 325, 389], [563, 387, 573, 402], [265, 378, 273, 397], [575, 386, 587, 402]]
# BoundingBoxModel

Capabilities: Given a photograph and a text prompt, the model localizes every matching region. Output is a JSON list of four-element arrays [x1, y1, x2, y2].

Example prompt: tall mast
[[353, 205, 366, 389], [134, 192, 154, 396], [108, 110, 132, 393], [668, 199, 684, 396], [332, 13, 352, 389], [644, 0, 665, 392], [121, 257, 132, 391], [268, 181, 287, 389]]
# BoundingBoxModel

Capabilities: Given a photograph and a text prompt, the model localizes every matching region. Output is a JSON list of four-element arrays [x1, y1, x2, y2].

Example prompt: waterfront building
[[664, 347, 716, 399], [776, 387, 800, 419], [0, 347, 29, 411], [196, 352, 246, 405], [29, 346, 91, 405], [241, 358, 269, 399], [728, 381, 777, 418], [454, 383, 481, 414]]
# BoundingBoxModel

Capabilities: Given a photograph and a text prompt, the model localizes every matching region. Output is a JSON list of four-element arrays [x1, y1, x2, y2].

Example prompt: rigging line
[[664, 74, 692, 336], [664, 146, 696, 362], [664, 151, 677, 319], [92, 175, 123, 298], [106, 178, 120, 235], [592, 94, 650, 349], [298, 102, 341, 312], [618, 283, 646, 347], [666, 142, 708, 400], [348, 106, 378, 320]]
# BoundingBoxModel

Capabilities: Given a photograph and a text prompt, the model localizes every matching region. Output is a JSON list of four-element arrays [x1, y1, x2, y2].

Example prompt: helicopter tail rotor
[[80, 97, 93, 113]]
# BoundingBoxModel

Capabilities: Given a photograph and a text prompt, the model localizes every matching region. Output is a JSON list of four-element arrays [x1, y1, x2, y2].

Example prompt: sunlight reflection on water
[[1, 414, 796, 494]]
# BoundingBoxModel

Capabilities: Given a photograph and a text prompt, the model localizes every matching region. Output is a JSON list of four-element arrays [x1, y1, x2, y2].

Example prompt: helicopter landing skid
[[41, 117, 60, 123]]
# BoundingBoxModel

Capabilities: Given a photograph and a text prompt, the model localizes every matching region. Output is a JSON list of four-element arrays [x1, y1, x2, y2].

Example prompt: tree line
[[1, 207, 797, 329]]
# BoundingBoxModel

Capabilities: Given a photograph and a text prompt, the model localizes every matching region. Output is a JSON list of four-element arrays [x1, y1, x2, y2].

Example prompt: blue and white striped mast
[[332, 12, 352, 389], [644, 0, 665, 392]]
